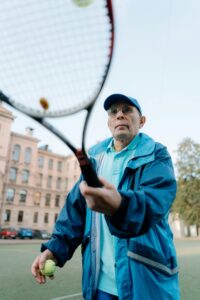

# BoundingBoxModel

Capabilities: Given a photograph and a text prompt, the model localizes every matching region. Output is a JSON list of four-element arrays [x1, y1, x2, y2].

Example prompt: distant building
[[0, 103, 80, 233]]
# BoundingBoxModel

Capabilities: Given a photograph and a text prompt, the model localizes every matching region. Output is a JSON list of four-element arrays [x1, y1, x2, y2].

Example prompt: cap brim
[[104, 94, 134, 110]]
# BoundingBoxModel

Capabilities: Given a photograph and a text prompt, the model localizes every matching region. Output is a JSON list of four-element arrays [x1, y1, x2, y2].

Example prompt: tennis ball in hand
[[72, 0, 94, 7], [40, 260, 56, 276]]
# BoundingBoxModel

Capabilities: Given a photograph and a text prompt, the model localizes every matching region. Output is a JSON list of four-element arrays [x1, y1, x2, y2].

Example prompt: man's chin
[[114, 134, 132, 143]]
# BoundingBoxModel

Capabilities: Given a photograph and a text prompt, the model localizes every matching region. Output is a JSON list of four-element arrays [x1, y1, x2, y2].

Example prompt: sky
[[3, 0, 200, 164]]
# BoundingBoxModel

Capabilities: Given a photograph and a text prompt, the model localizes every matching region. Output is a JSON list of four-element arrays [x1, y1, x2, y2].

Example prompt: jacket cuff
[[41, 238, 70, 267]]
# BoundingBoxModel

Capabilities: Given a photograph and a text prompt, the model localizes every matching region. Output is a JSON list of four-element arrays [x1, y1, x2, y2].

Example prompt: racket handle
[[76, 150, 103, 187]]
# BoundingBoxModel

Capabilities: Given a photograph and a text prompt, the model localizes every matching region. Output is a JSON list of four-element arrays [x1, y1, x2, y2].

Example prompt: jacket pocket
[[128, 240, 178, 276]]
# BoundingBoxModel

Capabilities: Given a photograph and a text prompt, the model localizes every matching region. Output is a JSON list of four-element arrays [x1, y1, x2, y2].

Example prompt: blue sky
[[4, 0, 200, 163]]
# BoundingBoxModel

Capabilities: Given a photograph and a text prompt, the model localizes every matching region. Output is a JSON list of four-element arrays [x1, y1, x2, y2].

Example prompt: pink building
[[0, 103, 80, 233]]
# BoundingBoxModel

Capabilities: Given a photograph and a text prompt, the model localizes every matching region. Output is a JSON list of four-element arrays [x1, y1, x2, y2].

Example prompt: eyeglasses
[[107, 105, 134, 117]]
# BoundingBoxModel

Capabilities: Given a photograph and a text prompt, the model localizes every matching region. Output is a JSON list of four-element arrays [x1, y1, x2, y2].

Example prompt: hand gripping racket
[[0, 0, 114, 187]]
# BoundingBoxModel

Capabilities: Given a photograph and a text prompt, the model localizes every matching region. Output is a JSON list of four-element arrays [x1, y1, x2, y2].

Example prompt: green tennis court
[[0, 238, 199, 300], [0, 241, 82, 300]]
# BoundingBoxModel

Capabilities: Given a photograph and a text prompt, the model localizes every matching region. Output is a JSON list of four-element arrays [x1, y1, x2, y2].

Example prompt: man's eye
[[123, 107, 132, 114], [110, 108, 118, 115]]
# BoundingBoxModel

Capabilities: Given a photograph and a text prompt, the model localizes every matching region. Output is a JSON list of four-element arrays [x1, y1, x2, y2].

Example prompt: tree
[[173, 137, 200, 229]]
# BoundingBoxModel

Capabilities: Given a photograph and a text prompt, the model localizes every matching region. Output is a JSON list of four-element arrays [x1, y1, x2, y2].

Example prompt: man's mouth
[[115, 124, 129, 129]]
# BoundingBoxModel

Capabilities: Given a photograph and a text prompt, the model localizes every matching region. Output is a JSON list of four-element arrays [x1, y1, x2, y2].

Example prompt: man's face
[[107, 102, 146, 144]]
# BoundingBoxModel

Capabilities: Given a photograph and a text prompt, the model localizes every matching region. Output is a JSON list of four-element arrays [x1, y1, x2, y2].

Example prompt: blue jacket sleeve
[[41, 179, 86, 267], [106, 146, 177, 238]]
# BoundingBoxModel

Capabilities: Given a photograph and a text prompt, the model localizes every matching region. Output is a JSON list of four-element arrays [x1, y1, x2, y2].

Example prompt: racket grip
[[76, 150, 103, 187]]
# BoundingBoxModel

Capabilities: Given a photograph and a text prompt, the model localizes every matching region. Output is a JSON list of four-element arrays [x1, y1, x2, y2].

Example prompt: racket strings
[[0, 0, 113, 117]]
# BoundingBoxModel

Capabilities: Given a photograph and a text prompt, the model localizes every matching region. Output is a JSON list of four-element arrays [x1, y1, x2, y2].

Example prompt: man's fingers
[[31, 256, 40, 277], [31, 250, 56, 285], [98, 177, 114, 189], [81, 177, 112, 190], [38, 254, 47, 271], [80, 178, 113, 195], [31, 256, 46, 284]]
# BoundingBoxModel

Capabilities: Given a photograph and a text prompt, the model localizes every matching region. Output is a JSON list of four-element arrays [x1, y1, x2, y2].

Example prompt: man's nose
[[116, 109, 125, 118]]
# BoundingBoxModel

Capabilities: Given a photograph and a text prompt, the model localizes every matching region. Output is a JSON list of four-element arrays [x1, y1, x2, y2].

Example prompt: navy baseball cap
[[104, 93, 142, 115]]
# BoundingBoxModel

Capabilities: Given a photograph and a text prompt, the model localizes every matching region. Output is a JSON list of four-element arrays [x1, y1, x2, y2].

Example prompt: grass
[[0, 238, 199, 300], [0, 242, 82, 300], [175, 239, 200, 300]]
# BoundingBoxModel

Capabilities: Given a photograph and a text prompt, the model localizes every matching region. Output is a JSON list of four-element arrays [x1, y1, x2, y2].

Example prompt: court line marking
[[50, 292, 82, 300]]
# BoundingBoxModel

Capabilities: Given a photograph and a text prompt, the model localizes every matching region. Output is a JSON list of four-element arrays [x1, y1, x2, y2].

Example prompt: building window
[[38, 156, 44, 168], [5, 210, 11, 222], [57, 161, 62, 172], [37, 173, 43, 186], [45, 193, 51, 206], [56, 177, 61, 190], [6, 188, 15, 202], [9, 167, 17, 182], [48, 159, 53, 170], [19, 190, 27, 203], [33, 212, 38, 223], [24, 147, 32, 164], [34, 192, 41, 206], [12, 144, 20, 161], [55, 195, 60, 207], [44, 213, 49, 223], [22, 170, 29, 183], [47, 176, 52, 188], [18, 211, 23, 222]]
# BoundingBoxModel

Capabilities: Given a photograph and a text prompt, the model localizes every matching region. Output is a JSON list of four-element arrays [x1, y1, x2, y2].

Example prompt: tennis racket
[[0, 0, 114, 187]]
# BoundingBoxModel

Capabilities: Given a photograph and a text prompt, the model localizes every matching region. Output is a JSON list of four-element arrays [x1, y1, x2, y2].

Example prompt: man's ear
[[139, 116, 146, 128]]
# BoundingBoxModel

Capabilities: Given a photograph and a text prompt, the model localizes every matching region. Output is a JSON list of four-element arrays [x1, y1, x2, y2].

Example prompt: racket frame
[[0, 0, 114, 187]]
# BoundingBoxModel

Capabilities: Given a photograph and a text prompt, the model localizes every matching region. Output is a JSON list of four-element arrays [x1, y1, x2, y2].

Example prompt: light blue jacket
[[42, 133, 180, 300]]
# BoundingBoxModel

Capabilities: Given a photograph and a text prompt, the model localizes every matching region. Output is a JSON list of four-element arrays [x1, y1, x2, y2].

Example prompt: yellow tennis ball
[[39, 97, 49, 110], [72, 0, 94, 7], [40, 259, 56, 276]]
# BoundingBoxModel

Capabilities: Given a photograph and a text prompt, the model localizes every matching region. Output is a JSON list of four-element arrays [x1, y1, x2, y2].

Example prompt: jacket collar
[[89, 133, 156, 160], [89, 133, 156, 171]]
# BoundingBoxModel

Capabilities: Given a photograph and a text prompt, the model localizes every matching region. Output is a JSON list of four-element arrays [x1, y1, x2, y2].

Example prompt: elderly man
[[31, 93, 180, 300]]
